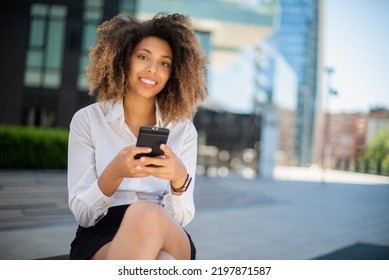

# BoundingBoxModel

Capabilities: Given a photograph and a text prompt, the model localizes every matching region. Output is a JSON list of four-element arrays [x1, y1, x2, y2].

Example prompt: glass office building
[[267, 0, 320, 166]]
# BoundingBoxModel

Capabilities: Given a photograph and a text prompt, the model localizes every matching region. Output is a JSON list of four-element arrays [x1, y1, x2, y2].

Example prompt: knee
[[122, 201, 165, 230], [127, 200, 164, 218]]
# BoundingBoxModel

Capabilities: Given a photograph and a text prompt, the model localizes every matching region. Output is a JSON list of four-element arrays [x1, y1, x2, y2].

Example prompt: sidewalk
[[0, 168, 388, 260]]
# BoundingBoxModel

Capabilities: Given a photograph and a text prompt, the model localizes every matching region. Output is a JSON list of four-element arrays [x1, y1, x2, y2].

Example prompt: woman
[[67, 13, 207, 260]]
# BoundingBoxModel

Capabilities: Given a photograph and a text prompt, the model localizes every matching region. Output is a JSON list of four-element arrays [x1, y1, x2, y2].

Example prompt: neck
[[123, 96, 156, 137]]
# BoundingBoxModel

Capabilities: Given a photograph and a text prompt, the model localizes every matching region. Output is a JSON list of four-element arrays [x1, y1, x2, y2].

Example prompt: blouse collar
[[104, 98, 164, 127]]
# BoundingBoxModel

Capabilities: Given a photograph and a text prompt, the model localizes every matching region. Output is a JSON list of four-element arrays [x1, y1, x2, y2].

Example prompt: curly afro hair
[[86, 13, 208, 122]]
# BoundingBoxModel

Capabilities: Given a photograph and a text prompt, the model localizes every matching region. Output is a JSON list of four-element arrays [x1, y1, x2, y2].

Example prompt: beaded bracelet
[[171, 174, 192, 194]]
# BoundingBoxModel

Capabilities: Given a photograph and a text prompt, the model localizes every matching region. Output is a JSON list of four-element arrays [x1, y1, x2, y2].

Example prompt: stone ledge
[[36, 254, 69, 260]]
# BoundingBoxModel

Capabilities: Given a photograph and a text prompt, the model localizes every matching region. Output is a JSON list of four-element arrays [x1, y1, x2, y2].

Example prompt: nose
[[146, 61, 157, 73]]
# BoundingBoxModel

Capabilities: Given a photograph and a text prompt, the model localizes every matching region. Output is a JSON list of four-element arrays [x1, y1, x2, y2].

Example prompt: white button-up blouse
[[67, 99, 197, 228]]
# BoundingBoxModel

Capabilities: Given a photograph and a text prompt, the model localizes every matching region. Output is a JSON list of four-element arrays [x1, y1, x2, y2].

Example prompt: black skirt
[[69, 204, 196, 260]]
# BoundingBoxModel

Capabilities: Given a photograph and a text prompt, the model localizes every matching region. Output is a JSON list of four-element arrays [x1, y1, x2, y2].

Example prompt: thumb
[[160, 144, 174, 158]]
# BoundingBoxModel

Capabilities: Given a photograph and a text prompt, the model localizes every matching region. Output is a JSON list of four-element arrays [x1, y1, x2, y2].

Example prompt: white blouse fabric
[[67, 99, 197, 228]]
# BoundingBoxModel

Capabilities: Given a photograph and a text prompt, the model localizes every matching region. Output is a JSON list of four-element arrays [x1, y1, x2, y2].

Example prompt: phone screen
[[134, 126, 170, 159]]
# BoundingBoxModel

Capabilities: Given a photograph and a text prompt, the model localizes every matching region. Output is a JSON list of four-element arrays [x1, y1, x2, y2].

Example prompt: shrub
[[0, 125, 69, 169]]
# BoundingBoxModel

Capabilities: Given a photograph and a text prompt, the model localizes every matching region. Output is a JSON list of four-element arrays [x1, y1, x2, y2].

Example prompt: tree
[[359, 129, 389, 175]]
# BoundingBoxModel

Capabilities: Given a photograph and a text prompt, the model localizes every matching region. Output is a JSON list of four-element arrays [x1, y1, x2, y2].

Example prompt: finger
[[132, 147, 152, 159], [122, 145, 151, 157], [139, 156, 167, 168], [142, 164, 170, 179], [160, 144, 174, 158], [133, 164, 152, 177]]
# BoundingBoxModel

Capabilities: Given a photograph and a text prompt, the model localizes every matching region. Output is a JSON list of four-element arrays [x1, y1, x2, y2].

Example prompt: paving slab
[[0, 169, 388, 260]]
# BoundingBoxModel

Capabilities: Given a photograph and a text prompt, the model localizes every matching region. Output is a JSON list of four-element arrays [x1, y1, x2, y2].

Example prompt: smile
[[140, 78, 156, 85]]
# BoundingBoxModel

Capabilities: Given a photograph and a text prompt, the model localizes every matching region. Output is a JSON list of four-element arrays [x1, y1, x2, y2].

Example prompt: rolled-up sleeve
[[170, 122, 197, 227]]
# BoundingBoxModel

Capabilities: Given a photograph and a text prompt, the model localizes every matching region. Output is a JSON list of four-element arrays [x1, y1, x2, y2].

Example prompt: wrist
[[171, 173, 192, 195], [171, 172, 187, 189], [98, 168, 122, 197]]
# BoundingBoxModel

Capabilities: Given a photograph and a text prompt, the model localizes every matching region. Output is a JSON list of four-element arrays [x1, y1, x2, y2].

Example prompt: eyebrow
[[138, 48, 173, 61]]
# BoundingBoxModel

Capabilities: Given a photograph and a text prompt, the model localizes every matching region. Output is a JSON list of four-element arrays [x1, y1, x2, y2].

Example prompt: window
[[23, 106, 56, 127], [196, 31, 211, 57], [24, 3, 67, 89], [77, 0, 105, 91], [119, 0, 136, 14]]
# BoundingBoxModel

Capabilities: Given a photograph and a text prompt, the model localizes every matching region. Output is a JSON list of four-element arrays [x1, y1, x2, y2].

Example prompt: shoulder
[[70, 102, 111, 129], [168, 118, 196, 130], [168, 118, 197, 139], [72, 102, 110, 118]]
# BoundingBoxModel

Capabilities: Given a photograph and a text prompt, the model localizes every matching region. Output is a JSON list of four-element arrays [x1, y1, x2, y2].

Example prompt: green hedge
[[0, 125, 69, 169]]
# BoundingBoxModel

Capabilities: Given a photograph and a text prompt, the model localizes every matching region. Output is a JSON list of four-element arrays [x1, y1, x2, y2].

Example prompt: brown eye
[[161, 62, 170, 68]]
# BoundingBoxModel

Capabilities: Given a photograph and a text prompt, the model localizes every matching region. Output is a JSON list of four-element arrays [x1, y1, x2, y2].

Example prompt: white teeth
[[141, 78, 156, 85]]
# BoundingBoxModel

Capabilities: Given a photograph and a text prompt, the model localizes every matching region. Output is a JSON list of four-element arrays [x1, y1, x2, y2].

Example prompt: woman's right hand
[[109, 145, 153, 179], [97, 145, 152, 196]]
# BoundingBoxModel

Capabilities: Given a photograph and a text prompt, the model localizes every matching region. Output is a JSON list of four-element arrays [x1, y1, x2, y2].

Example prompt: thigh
[[91, 242, 112, 260]]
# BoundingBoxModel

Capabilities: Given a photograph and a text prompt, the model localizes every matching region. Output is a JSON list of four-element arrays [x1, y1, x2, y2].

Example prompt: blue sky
[[324, 0, 389, 113]]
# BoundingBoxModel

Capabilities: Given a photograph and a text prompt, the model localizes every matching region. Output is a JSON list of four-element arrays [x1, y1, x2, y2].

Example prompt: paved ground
[[0, 168, 388, 260]]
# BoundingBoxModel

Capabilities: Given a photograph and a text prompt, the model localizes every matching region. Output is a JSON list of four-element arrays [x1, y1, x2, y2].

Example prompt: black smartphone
[[134, 126, 170, 159]]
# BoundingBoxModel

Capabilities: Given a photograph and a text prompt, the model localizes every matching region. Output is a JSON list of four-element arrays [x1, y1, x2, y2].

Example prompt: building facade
[[0, 0, 136, 128], [266, 0, 321, 166], [321, 109, 389, 172], [366, 109, 389, 144], [325, 113, 367, 171], [194, 108, 260, 179]]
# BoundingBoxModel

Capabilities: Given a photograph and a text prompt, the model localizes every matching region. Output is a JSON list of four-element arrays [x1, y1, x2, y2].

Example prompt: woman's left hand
[[136, 144, 188, 188]]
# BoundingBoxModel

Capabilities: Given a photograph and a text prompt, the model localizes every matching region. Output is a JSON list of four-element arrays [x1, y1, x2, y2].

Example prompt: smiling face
[[126, 36, 173, 101]]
